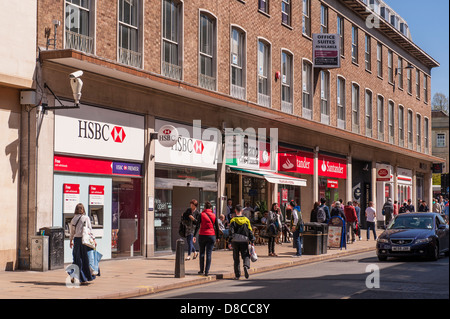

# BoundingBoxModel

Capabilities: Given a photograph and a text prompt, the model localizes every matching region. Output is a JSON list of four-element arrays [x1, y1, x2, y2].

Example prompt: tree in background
[[432, 92, 449, 115]]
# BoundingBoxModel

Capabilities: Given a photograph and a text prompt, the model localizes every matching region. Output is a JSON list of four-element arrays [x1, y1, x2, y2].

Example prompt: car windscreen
[[389, 216, 434, 230]]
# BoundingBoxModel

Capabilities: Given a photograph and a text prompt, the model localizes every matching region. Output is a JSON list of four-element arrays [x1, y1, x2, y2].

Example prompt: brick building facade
[[1, 0, 443, 269]]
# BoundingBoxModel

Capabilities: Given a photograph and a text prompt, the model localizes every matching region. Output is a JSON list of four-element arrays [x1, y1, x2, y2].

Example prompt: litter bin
[[39, 227, 64, 270], [30, 236, 49, 271], [318, 223, 328, 254], [302, 223, 322, 255]]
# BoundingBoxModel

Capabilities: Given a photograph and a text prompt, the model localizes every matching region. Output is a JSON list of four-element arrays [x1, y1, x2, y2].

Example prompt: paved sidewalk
[[0, 237, 378, 299]]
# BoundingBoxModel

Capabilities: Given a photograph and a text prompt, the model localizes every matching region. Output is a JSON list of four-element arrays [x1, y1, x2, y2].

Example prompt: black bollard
[[175, 238, 185, 278]]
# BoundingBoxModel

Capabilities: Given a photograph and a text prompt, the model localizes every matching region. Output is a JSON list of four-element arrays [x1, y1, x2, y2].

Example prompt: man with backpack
[[319, 198, 331, 223], [229, 205, 255, 279]]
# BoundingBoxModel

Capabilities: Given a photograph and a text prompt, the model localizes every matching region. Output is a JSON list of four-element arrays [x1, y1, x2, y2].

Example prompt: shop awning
[[229, 167, 307, 187]]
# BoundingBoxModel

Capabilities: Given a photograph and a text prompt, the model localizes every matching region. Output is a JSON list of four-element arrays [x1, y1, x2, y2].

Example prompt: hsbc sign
[[155, 119, 218, 169], [55, 104, 144, 161]]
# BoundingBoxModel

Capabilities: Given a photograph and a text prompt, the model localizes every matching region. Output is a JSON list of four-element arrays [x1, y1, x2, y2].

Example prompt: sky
[[386, 0, 449, 100]]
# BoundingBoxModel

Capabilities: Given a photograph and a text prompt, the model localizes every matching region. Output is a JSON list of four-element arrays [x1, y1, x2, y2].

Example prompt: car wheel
[[377, 255, 387, 261], [430, 242, 439, 261]]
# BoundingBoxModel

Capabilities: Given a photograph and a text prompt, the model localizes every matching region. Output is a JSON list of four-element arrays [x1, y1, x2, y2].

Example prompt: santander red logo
[[111, 126, 126, 143], [193, 140, 204, 154]]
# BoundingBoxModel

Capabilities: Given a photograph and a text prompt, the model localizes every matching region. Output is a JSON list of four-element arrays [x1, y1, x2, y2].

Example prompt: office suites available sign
[[313, 34, 341, 68]]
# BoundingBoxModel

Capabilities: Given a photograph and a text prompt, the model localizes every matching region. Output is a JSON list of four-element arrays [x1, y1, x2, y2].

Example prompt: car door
[[435, 215, 449, 252]]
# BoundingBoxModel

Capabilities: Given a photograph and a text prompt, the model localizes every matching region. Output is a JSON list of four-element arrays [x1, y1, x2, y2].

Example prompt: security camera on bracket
[[40, 70, 83, 112]]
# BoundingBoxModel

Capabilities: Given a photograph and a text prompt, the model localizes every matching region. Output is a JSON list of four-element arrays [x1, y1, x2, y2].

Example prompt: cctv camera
[[69, 70, 83, 79]]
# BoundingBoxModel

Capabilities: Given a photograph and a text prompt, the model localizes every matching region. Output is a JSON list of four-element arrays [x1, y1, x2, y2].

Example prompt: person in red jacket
[[195, 202, 219, 276], [344, 201, 358, 243]]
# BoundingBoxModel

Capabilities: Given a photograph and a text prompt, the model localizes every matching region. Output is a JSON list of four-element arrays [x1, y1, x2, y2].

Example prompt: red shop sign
[[318, 154, 347, 179], [278, 148, 314, 175], [327, 179, 338, 189], [259, 142, 271, 170], [54, 155, 112, 175], [63, 183, 80, 194]]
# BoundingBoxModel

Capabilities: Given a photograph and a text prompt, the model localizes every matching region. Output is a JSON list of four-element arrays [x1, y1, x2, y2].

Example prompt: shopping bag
[[87, 249, 103, 276], [249, 244, 258, 262], [82, 221, 96, 249]]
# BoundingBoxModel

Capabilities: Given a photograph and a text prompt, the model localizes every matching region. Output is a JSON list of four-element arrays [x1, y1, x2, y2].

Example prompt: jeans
[[268, 237, 276, 254], [366, 221, 377, 240], [198, 235, 215, 274], [293, 230, 302, 256], [186, 234, 196, 256], [232, 241, 250, 278], [346, 222, 356, 242]]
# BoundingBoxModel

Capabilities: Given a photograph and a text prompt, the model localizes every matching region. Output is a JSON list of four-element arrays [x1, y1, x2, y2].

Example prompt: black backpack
[[178, 219, 186, 237]]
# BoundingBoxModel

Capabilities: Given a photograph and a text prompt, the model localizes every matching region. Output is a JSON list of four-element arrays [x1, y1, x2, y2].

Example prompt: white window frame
[[388, 100, 395, 144], [320, 5, 328, 33], [416, 69, 420, 99], [281, 49, 293, 113], [397, 57, 403, 89], [365, 34, 371, 71], [320, 70, 330, 124], [398, 105, 404, 147], [377, 43, 382, 78], [302, 59, 313, 119], [416, 113, 421, 151], [424, 117, 429, 153], [257, 38, 271, 107], [64, 0, 95, 54], [230, 25, 246, 100], [407, 109, 413, 149], [198, 10, 217, 91], [387, 50, 393, 83], [302, 0, 311, 37], [337, 76, 346, 129], [436, 133, 446, 148], [407, 63, 412, 94], [352, 26, 358, 64], [337, 15, 344, 56], [377, 95, 384, 141], [162, 0, 183, 80], [352, 82, 360, 133], [423, 75, 428, 103], [365, 89, 373, 137], [282, 0, 291, 26]]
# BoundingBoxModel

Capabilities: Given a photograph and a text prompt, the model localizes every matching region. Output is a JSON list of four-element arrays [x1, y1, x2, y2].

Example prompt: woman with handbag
[[69, 203, 97, 284], [182, 199, 199, 261], [196, 202, 219, 276]]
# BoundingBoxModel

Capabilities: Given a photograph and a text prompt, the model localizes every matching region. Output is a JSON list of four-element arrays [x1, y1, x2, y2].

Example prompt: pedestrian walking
[[228, 205, 255, 279], [182, 199, 199, 261], [266, 203, 282, 256], [69, 203, 98, 285], [406, 199, 415, 212], [197, 202, 219, 276], [331, 201, 346, 221], [353, 201, 362, 240], [382, 198, 394, 227], [310, 201, 319, 222], [290, 201, 304, 257], [433, 198, 442, 214], [319, 198, 331, 222], [365, 201, 377, 241], [418, 200, 429, 212], [344, 201, 357, 243], [393, 200, 399, 216]]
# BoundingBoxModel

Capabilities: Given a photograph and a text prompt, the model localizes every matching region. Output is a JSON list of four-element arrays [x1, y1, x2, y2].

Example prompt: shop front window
[[112, 178, 142, 257], [154, 189, 172, 251]]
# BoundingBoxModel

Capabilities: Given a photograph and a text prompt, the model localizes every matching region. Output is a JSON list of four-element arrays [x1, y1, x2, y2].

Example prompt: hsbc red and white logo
[[111, 126, 126, 143], [193, 140, 204, 154], [78, 120, 126, 143]]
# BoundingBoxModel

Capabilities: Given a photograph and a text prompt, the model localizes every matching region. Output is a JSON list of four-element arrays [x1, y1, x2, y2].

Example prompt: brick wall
[[36, 0, 434, 153]]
